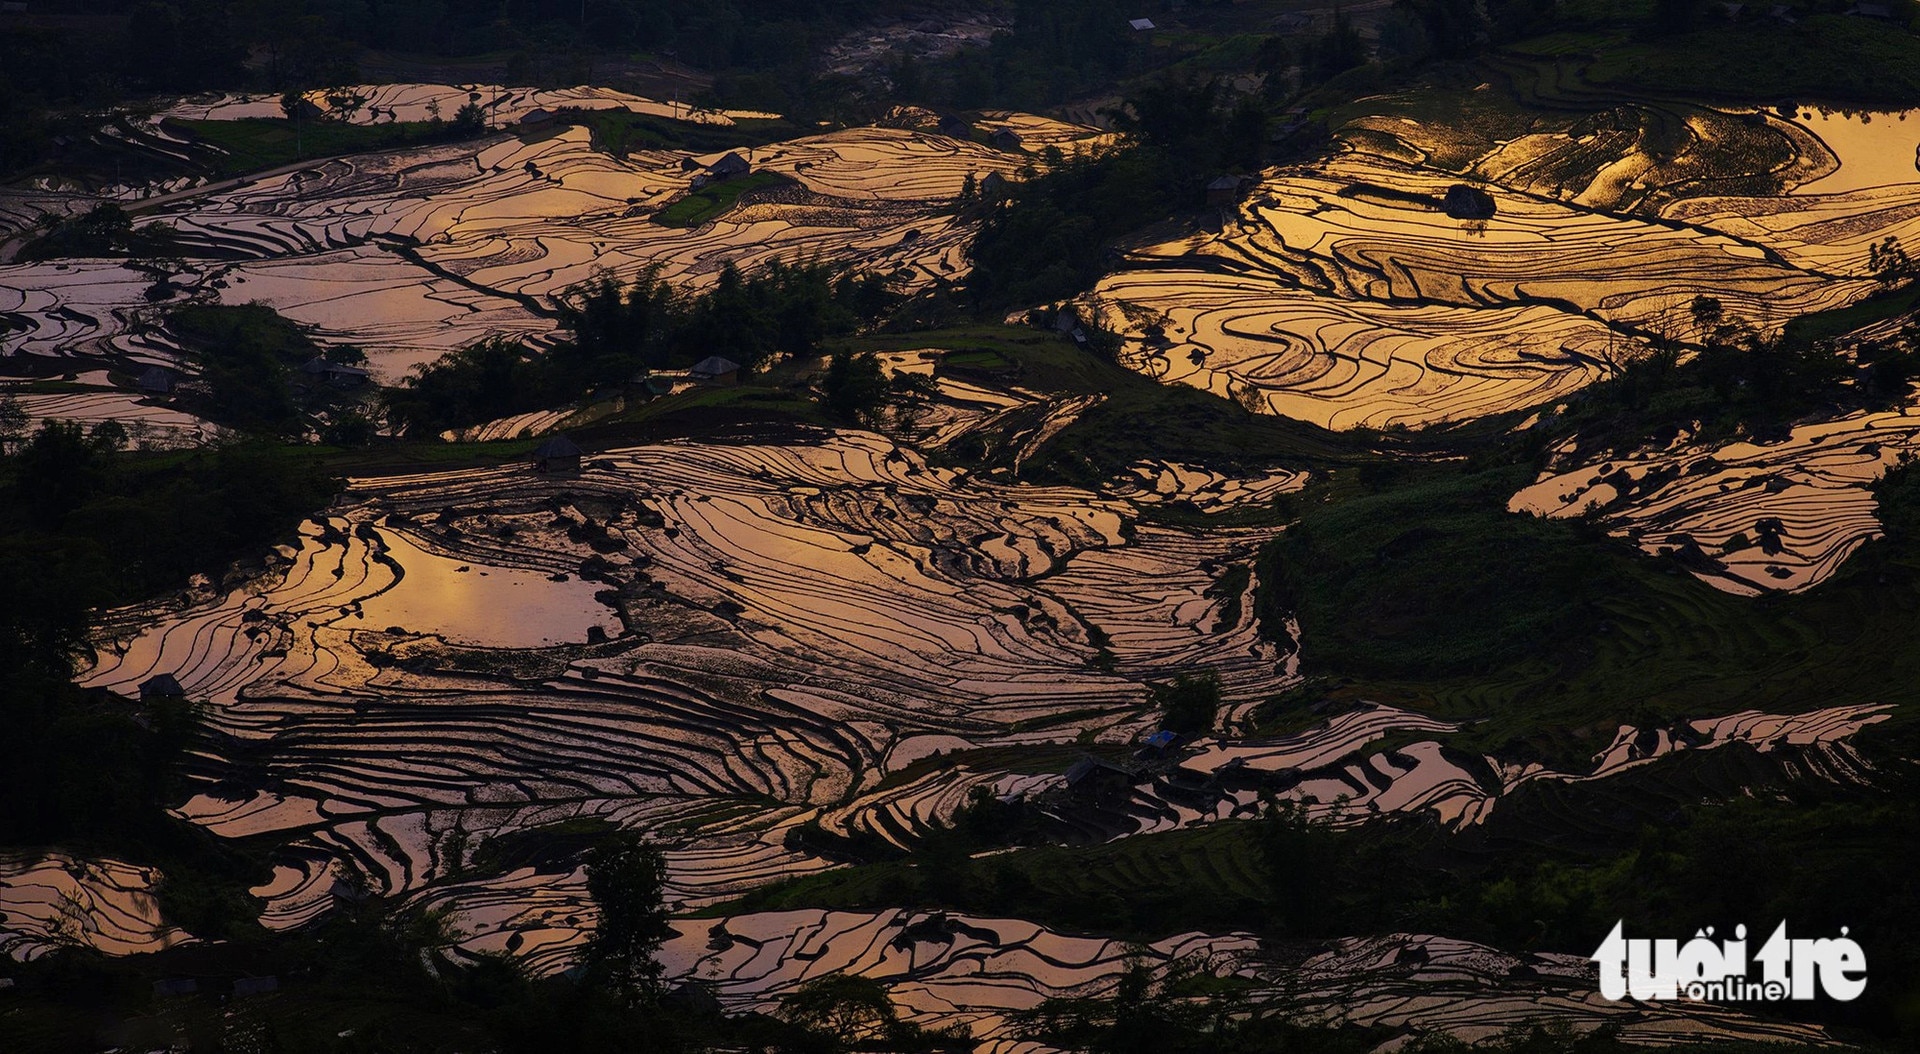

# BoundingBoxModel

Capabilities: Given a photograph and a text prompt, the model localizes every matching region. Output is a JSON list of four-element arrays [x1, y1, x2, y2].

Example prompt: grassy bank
[[652, 170, 789, 227], [165, 118, 473, 177]]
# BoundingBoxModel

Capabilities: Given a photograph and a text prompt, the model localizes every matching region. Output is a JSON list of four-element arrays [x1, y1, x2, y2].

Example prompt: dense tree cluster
[[386, 260, 898, 436], [1558, 302, 1918, 454], [967, 75, 1305, 311], [1151, 671, 1222, 736], [16, 204, 182, 262], [165, 302, 375, 437], [818, 349, 890, 423]]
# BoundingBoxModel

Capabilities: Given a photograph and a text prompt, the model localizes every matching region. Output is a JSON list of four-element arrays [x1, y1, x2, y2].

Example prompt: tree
[[89, 420, 128, 452], [1151, 671, 1221, 736], [280, 90, 306, 158], [1688, 295, 1724, 341], [821, 350, 889, 423], [0, 392, 25, 451], [453, 101, 489, 137], [1011, 955, 1264, 1054], [1869, 235, 1915, 287], [324, 85, 367, 124], [580, 833, 674, 1004], [778, 974, 967, 1052], [1395, 0, 1487, 58], [1306, 10, 1369, 85], [12, 420, 113, 526], [778, 974, 896, 1046]]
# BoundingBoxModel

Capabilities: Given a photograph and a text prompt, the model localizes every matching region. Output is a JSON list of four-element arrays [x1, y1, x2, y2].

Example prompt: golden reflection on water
[[353, 526, 620, 648], [1794, 109, 1920, 194]]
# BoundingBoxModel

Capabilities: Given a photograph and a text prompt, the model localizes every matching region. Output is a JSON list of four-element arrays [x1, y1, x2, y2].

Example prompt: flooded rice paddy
[[0, 853, 196, 961], [19, 424, 1884, 1044], [1789, 109, 1920, 196], [1513, 408, 1920, 594], [2, 83, 1912, 1047], [3, 101, 1096, 392], [1081, 150, 1891, 430]]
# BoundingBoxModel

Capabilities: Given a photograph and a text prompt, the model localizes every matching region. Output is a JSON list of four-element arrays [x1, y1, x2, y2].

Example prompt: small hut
[[626, 372, 676, 399], [690, 356, 742, 385], [979, 170, 1009, 198], [936, 114, 973, 141], [138, 673, 184, 703], [299, 357, 370, 387], [1140, 729, 1182, 754], [1129, 17, 1157, 31], [135, 366, 174, 395], [1205, 175, 1247, 207], [533, 434, 583, 474], [989, 127, 1024, 152], [707, 151, 751, 180], [1064, 757, 1134, 801]]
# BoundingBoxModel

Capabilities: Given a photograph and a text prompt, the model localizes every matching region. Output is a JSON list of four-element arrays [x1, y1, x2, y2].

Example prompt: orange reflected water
[[1794, 109, 1920, 194], [353, 526, 621, 648]]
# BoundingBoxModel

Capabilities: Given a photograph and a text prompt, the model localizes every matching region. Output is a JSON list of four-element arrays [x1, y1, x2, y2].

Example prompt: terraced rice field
[[1787, 109, 1920, 196], [0, 261, 187, 364], [74, 432, 1284, 927], [971, 111, 1117, 152], [5, 84, 1906, 1046], [1085, 124, 1904, 429], [872, 700, 1890, 844], [0, 853, 197, 961], [25, 413, 1881, 1047], [1513, 408, 1920, 594], [1337, 92, 1831, 213], [2, 373, 217, 448], [1287, 933, 1830, 1047], [642, 910, 1830, 1051], [1113, 460, 1309, 515], [660, 909, 1256, 1051], [156, 84, 771, 128], [1, 97, 1093, 401]]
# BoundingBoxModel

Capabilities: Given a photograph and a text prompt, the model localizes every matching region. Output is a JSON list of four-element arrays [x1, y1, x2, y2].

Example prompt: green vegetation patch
[[1784, 285, 1920, 346], [167, 303, 349, 436], [388, 260, 895, 437], [165, 118, 467, 178], [723, 821, 1272, 940], [652, 170, 789, 228], [1251, 455, 1920, 765], [558, 109, 803, 156], [1264, 468, 1620, 678], [1583, 18, 1920, 105], [17, 204, 183, 262]]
